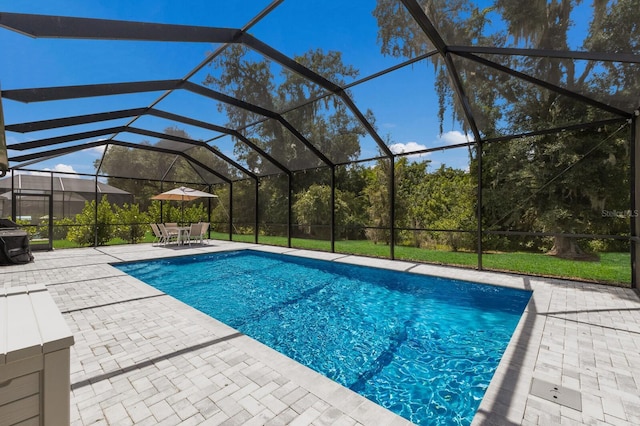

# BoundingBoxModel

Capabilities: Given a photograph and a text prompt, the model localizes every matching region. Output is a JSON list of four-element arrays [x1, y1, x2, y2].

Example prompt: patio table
[[165, 226, 190, 245]]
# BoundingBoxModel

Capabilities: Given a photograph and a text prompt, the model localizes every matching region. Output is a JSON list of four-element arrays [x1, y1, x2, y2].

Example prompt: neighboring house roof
[[0, 174, 130, 195]]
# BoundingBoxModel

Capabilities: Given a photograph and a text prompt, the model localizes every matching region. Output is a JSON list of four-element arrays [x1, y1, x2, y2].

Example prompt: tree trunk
[[548, 236, 598, 261]]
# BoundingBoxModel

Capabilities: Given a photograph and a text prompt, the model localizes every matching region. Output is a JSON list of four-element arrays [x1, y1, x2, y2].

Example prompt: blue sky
[[0, 0, 595, 178]]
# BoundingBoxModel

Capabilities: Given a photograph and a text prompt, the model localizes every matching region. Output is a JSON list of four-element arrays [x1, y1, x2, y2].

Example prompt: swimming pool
[[116, 250, 531, 425]]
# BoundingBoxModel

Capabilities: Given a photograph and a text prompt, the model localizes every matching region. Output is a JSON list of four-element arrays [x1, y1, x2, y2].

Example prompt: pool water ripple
[[349, 318, 412, 392], [116, 250, 531, 425]]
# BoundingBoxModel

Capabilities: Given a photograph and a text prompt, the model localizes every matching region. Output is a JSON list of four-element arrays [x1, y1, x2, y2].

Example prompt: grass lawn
[[482, 251, 630, 285], [52, 231, 631, 286], [52, 239, 82, 249], [220, 233, 631, 286]]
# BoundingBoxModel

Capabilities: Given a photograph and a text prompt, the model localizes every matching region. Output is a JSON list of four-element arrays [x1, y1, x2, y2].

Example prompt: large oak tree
[[373, 0, 638, 258]]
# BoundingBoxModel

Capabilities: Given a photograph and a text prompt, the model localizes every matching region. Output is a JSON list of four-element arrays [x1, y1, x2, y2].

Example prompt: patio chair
[[197, 222, 210, 245], [188, 222, 209, 245], [200, 222, 209, 244], [158, 223, 178, 245], [150, 223, 165, 246], [187, 223, 201, 246]]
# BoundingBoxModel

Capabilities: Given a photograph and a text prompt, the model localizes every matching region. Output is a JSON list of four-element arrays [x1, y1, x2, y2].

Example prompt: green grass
[[52, 239, 82, 249], [482, 251, 631, 285], [52, 231, 631, 286], [219, 234, 631, 285], [341, 241, 630, 285]]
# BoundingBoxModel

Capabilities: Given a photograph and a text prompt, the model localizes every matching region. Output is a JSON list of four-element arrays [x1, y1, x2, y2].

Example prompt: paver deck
[[2, 240, 639, 425]]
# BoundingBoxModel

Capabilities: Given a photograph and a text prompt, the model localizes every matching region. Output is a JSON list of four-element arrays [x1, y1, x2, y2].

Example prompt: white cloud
[[389, 132, 471, 158], [436, 130, 473, 145], [25, 170, 47, 177], [28, 164, 78, 176], [83, 145, 106, 156], [389, 141, 428, 156], [51, 164, 77, 173]]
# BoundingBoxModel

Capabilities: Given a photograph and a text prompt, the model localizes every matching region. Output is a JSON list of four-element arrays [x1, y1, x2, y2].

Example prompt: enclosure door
[[12, 193, 53, 251]]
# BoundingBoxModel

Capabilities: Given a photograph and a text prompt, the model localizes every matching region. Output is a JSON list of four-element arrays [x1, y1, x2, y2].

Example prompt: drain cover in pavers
[[530, 378, 582, 411]]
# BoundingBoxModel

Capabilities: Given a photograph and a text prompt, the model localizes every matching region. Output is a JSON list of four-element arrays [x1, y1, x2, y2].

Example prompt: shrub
[[67, 197, 115, 246], [52, 217, 75, 240], [114, 203, 150, 244]]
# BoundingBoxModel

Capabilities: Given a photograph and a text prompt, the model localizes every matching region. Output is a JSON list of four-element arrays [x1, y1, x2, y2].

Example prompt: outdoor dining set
[[148, 186, 217, 246], [150, 222, 210, 246]]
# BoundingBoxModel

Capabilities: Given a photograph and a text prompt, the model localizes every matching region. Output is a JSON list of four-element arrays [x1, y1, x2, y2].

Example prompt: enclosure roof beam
[[339, 95, 394, 158], [125, 127, 256, 179], [8, 126, 124, 151], [400, 0, 483, 144], [399, 0, 448, 54], [10, 140, 110, 163], [482, 117, 629, 145], [448, 46, 640, 64], [0, 12, 242, 42], [0, 12, 335, 167], [362, 118, 629, 161], [12, 153, 73, 170], [1, 10, 372, 165], [6, 106, 290, 176], [5, 108, 148, 133], [343, 50, 439, 91], [241, 33, 394, 158], [3, 11, 634, 171], [146, 109, 291, 175], [1, 80, 181, 103], [456, 51, 632, 117], [182, 81, 333, 167], [113, 3, 285, 176], [2, 79, 331, 168], [6, 124, 255, 180], [108, 141, 231, 184], [241, 33, 342, 93], [10, 139, 231, 184]]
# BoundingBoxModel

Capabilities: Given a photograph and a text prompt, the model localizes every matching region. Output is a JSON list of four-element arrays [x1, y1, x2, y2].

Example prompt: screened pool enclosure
[[1, 0, 638, 287]]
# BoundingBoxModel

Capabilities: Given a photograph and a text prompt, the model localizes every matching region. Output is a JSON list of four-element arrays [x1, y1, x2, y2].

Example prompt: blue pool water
[[115, 250, 531, 425]]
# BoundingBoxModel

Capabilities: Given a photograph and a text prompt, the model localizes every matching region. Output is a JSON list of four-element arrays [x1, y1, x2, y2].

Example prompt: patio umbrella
[[151, 186, 217, 223]]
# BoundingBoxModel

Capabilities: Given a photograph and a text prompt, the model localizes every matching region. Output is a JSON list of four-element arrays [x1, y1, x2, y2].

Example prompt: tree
[[204, 46, 368, 236], [292, 184, 365, 239], [415, 165, 476, 251], [363, 158, 394, 244], [395, 157, 429, 247], [205, 46, 363, 173], [392, 157, 475, 251], [373, 0, 637, 259]]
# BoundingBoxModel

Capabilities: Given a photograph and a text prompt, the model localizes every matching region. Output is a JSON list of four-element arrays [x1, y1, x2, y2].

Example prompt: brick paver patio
[[2, 240, 639, 425]]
